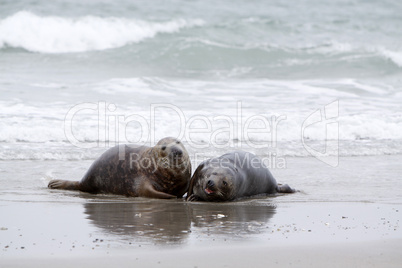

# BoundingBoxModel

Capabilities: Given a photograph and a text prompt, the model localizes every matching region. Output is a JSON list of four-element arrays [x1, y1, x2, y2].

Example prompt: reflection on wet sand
[[84, 200, 276, 244], [84, 200, 191, 244], [189, 202, 276, 237]]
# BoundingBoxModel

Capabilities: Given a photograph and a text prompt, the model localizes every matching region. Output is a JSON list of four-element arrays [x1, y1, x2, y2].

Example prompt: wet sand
[[1, 156, 401, 267], [3, 238, 402, 268], [1, 201, 401, 267]]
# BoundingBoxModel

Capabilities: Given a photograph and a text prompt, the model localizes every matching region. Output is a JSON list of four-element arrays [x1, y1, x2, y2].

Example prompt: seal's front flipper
[[48, 180, 80, 191], [186, 194, 200, 202], [139, 179, 177, 199], [276, 184, 296, 193]]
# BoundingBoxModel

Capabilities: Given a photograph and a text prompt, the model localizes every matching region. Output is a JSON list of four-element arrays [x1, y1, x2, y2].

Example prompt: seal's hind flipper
[[139, 179, 177, 199], [48, 180, 80, 191], [276, 184, 296, 193]]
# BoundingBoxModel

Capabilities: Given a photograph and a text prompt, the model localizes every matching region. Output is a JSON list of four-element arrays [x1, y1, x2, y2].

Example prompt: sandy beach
[[1, 201, 401, 267], [3, 239, 402, 268], [1, 156, 401, 267]]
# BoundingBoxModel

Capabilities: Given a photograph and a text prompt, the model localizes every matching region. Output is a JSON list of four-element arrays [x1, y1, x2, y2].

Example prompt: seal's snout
[[171, 147, 183, 157], [207, 180, 215, 188], [204, 180, 216, 195]]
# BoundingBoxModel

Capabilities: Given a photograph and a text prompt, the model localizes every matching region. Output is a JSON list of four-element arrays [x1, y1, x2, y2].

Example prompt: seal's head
[[147, 137, 192, 197], [153, 137, 190, 174], [194, 165, 236, 201]]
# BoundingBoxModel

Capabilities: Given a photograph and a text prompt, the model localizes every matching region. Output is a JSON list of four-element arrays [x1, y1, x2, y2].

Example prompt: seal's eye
[[161, 145, 166, 150], [222, 181, 228, 186], [176, 141, 180, 144], [212, 172, 217, 175]]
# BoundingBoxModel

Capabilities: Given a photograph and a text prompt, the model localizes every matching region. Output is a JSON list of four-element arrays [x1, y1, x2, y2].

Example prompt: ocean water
[[1, 0, 402, 259], [1, 0, 402, 161]]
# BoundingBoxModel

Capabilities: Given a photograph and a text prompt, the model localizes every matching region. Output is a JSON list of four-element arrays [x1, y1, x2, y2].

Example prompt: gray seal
[[186, 151, 294, 201], [48, 137, 191, 199]]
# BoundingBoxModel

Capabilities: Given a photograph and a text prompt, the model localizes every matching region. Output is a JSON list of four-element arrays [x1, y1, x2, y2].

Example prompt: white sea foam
[[1, 76, 401, 160], [378, 48, 402, 67], [0, 11, 204, 53]]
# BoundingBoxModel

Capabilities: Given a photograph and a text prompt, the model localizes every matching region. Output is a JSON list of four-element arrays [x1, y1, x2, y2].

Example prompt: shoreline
[[1, 156, 401, 267]]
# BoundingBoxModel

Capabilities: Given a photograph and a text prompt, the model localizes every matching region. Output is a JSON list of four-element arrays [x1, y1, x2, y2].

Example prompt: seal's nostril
[[171, 148, 183, 157], [207, 180, 214, 187]]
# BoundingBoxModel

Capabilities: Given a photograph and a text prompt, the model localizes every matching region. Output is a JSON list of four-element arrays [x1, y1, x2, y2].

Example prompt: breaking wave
[[0, 11, 204, 53]]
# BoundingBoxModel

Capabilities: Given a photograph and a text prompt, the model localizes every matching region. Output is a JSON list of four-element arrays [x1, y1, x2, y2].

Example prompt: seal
[[186, 151, 294, 201], [48, 137, 191, 199]]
